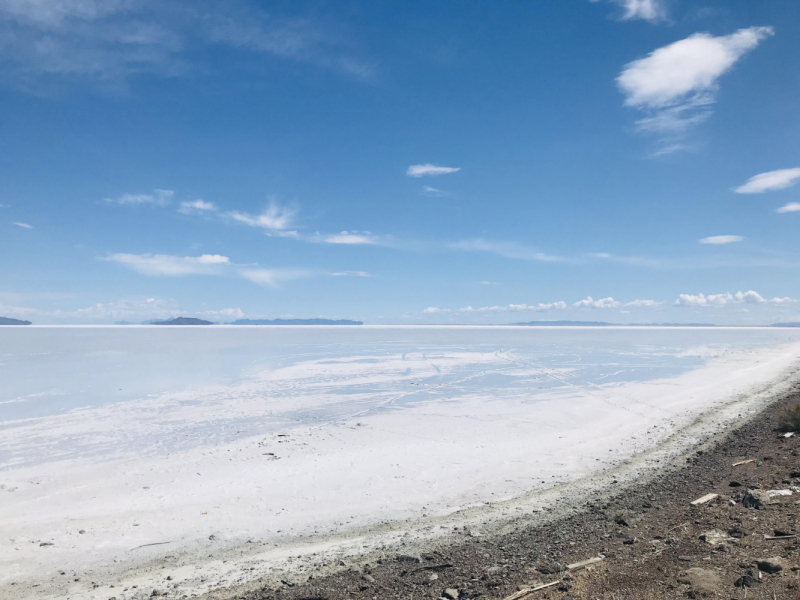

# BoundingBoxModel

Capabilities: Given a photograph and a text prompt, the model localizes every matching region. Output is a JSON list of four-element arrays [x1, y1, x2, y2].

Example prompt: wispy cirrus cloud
[[617, 27, 773, 146], [13, 221, 33, 229], [319, 231, 379, 245], [406, 164, 460, 178], [105, 189, 174, 206], [699, 235, 743, 245], [593, 0, 667, 23], [734, 168, 800, 194], [104, 253, 230, 276], [451, 239, 566, 262], [330, 271, 372, 277], [420, 186, 452, 198], [227, 202, 298, 237], [238, 268, 311, 287], [179, 199, 217, 214], [0, 1, 373, 93]]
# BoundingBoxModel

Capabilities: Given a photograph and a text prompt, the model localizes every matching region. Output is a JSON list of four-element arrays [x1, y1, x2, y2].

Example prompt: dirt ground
[[238, 384, 800, 600]]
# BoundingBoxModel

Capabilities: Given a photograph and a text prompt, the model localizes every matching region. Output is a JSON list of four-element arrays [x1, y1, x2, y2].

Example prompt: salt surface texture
[[1, 326, 800, 599]]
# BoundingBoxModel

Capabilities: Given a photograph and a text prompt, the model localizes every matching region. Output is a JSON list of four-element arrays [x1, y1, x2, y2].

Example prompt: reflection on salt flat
[[2, 326, 799, 468]]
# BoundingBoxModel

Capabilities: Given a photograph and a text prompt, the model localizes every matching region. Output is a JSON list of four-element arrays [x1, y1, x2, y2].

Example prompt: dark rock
[[757, 557, 787, 574], [728, 481, 742, 487], [536, 562, 563, 574], [396, 555, 421, 564], [742, 489, 769, 509], [734, 571, 760, 588]]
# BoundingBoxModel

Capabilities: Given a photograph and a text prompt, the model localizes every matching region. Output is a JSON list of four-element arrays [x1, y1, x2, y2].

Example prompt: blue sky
[[1, 0, 799, 325]]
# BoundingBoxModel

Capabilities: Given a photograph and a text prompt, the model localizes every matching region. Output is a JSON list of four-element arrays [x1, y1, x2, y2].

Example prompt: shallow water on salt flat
[[2, 326, 800, 467]]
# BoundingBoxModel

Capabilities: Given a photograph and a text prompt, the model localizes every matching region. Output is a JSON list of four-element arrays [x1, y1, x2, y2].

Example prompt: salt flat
[[1, 326, 800, 599]]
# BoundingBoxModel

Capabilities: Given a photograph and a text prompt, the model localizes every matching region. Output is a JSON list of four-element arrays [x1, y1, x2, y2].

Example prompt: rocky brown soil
[[236, 384, 800, 600]]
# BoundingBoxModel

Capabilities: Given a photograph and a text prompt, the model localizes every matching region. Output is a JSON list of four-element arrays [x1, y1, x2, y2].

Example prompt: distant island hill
[[112, 317, 365, 326], [0, 317, 32, 325]]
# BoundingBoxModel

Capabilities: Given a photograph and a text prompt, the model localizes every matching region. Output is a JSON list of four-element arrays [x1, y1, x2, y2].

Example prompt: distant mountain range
[[228, 318, 363, 325], [149, 317, 214, 325], [773, 322, 800, 327], [0, 316, 31, 325], [514, 321, 716, 327]]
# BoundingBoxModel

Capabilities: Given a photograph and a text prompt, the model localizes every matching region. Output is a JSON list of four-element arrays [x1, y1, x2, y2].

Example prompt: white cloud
[[599, 0, 666, 23], [623, 299, 661, 308], [573, 296, 620, 309], [617, 27, 774, 134], [735, 168, 800, 194], [179, 199, 217, 214], [105, 189, 174, 206], [772, 297, 796, 305], [674, 290, 773, 307], [0, 203, 9, 208], [330, 271, 372, 277], [457, 302, 567, 313], [451, 239, 565, 262], [421, 186, 451, 198], [104, 253, 230, 276], [13, 221, 33, 229], [479, 281, 500, 286], [699, 235, 743, 245], [777, 202, 800, 214], [227, 202, 296, 234], [406, 164, 460, 178], [423, 307, 450, 314], [239, 268, 310, 287], [0, 1, 373, 92], [321, 231, 378, 245]]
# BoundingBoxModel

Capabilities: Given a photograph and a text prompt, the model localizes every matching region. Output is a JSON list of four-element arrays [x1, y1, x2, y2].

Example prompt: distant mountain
[[150, 317, 214, 325], [0, 316, 31, 325], [228, 318, 363, 325], [515, 320, 612, 326], [773, 322, 800, 327]]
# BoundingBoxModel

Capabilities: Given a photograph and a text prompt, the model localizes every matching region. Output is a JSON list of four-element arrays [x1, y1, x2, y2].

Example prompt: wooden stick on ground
[[732, 459, 756, 466], [502, 581, 560, 600]]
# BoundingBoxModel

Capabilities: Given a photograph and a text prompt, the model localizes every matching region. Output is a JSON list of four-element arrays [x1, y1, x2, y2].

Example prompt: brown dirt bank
[[229, 382, 800, 600]]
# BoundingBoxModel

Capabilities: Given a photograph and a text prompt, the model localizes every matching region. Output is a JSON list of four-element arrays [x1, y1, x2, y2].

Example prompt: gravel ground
[[231, 382, 800, 600]]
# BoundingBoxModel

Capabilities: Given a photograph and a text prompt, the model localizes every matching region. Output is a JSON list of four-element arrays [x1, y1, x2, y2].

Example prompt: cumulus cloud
[[617, 27, 773, 136], [104, 253, 230, 276], [406, 164, 460, 177], [238, 268, 310, 287], [674, 290, 778, 307], [227, 202, 297, 235], [573, 296, 620, 309], [105, 189, 174, 206], [423, 307, 450, 314], [734, 168, 800, 194], [13, 221, 33, 229], [179, 199, 217, 214], [699, 235, 743, 245], [777, 202, 800, 214]]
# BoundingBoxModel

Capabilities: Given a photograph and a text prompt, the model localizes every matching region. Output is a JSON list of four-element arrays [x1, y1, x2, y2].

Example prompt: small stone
[[613, 510, 642, 528], [428, 573, 439, 583], [442, 588, 459, 600], [623, 537, 636, 545], [362, 574, 376, 583], [677, 568, 721, 597], [742, 489, 769, 509], [396, 554, 421, 563], [678, 555, 695, 562], [537, 562, 563, 574]]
